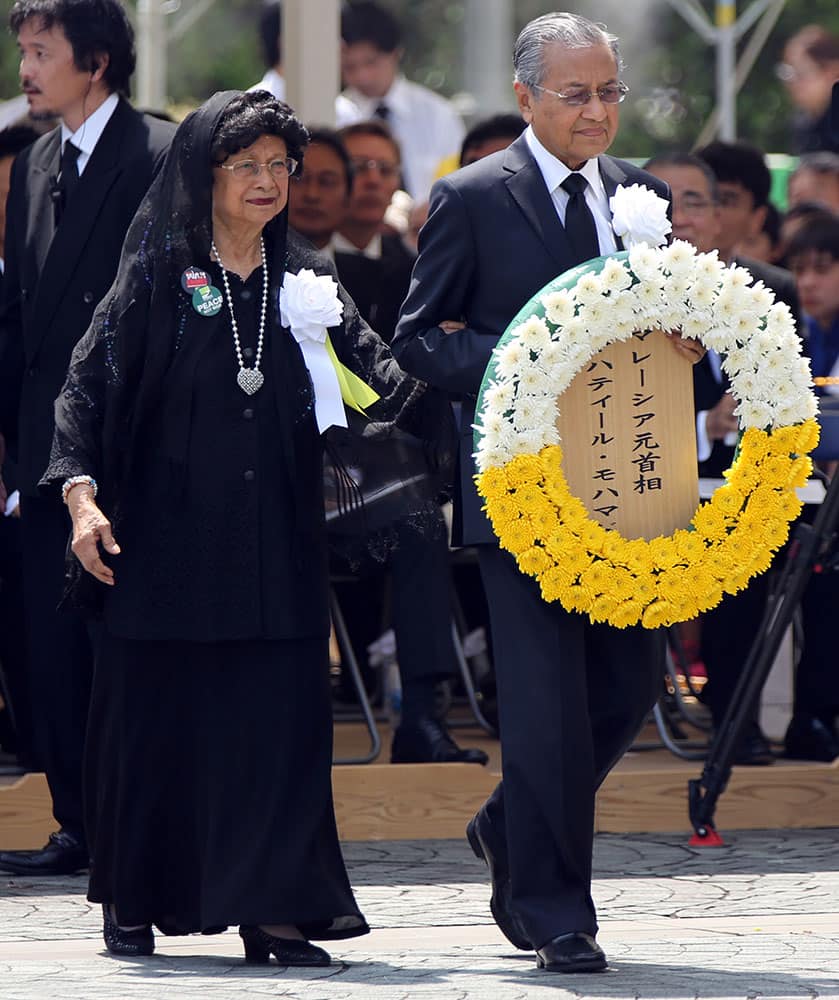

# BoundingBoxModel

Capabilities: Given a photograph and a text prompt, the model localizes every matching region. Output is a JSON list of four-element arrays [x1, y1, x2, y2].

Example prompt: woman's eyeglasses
[[532, 82, 630, 107], [217, 156, 299, 180]]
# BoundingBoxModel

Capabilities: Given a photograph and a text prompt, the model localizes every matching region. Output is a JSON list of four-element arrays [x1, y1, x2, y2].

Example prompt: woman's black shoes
[[102, 904, 154, 956], [239, 925, 331, 966]]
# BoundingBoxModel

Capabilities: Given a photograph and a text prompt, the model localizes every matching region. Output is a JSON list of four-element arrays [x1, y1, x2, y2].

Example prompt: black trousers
[[477, 545, 664, 947], [0, 512, 38, 765], [332, 516, 458, 687], [19, 494, 94, 844]]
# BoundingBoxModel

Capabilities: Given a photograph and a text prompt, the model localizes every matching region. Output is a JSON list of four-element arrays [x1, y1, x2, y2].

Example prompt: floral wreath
[[473, 186, 819, 629]]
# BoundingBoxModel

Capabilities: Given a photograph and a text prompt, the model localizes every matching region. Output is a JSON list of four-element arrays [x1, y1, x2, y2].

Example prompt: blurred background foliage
[[0, 1, 837, 155]]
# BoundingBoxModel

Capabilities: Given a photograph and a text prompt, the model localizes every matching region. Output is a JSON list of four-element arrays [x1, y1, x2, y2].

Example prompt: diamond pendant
[[237, 367, 264, 395]]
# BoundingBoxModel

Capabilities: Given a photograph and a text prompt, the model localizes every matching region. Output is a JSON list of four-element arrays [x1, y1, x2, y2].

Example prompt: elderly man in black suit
[[393, 12, 701, 974], [0, 0, 174, 876]]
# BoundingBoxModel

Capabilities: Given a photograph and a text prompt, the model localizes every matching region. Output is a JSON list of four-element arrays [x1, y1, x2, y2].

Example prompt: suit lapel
[[28, 132, 60, 279], [598, 155, 628, 251], [502, 135, 575, 272], [30, 100, 132, 354]]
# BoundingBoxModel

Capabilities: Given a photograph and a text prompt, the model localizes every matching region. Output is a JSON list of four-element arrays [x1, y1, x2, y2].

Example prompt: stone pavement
[[0, 829, 837, 999]]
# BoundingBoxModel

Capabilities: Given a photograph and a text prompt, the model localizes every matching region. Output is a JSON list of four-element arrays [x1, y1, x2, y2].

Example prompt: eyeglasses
[[674, 194, 714, 215], [350, 158, 400, 180], [216, 156, 299, 180], [532, 82, 629, 107]]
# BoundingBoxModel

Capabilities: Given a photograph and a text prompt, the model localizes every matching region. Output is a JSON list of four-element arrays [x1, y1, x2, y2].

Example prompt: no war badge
[[181, 266, 223, 317]]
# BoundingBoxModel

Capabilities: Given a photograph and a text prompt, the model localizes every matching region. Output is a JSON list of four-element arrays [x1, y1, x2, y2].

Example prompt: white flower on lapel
[[609, 183, 671, 250], [279, 268, 344, 343]]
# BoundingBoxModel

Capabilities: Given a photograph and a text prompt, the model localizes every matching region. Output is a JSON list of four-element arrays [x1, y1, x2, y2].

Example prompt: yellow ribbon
[[325, 334, 380, 414]]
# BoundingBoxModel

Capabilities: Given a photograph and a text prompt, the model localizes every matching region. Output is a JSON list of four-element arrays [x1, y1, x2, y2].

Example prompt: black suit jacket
[[392, 133, 670, 545], [0, 98, 174, 494], [334, 233, 415, 344], [694, 256, 800, 478]]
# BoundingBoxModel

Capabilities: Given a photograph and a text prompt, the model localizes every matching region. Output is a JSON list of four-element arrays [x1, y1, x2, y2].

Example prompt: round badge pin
[[181, 266, 212, 293], [192, 285, 224, 317]]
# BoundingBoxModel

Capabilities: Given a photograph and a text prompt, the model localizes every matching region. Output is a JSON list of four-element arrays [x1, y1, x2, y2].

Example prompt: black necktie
[[55, 141, 81, 223], [373, 102, 390, 121], [560, 172, 600, 264]]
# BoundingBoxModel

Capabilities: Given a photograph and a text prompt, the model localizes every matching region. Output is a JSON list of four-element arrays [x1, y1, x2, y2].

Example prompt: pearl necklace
[[211, 236, 268, 395]]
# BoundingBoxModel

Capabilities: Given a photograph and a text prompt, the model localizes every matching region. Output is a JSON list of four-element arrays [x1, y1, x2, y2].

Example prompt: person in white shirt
[[337, 1, 464, 201], [249, 2, 359, 123]]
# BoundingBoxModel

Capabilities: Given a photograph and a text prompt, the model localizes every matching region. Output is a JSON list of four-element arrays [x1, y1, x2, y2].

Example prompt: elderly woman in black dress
[[43, 90, 433, 964]]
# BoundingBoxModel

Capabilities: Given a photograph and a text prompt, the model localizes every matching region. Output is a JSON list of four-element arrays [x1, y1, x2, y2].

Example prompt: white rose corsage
[[280, 268, 378, 432], [610, 183, 671, 250]]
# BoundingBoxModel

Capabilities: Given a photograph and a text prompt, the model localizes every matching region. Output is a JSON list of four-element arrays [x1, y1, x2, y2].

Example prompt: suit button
[[83, 291, 94, 304], [242, 408, 254, 420], [243, 469, 255, 482]]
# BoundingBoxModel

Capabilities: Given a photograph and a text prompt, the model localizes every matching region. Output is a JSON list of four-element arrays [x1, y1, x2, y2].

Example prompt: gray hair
[[513, 13, 622, 89]]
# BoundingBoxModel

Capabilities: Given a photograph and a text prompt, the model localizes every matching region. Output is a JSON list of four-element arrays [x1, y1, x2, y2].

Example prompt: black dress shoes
[[102, 905, 154, 957], [239, 925, 331, 966], [785, 714, 839, 762], [732, 729, 776, 766], [536, 932, 607, 973], [0, 829, 88, 876], [391, 716, 489, 765], [466, 810, 531, 950]]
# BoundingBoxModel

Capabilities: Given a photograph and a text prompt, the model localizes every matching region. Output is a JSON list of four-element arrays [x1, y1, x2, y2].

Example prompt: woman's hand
[[439, 320, 466, 335], [666, 330, 706, 364], [67, 486, 120, 585]]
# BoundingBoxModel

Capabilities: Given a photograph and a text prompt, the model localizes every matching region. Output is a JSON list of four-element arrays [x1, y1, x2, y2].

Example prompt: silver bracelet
[[62, 475, 98, 505]]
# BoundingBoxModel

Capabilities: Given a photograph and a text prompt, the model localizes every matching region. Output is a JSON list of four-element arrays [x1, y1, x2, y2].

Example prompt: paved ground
[[0, 829, 837, 999]]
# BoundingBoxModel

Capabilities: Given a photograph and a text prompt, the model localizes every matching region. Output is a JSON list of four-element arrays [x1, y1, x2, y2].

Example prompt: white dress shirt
[[249, 70, 361, 125], [60, 91, 119, 175], [337, 75, 465, 201], [524, 125, 617, 255], [330, 231, 382, 260]]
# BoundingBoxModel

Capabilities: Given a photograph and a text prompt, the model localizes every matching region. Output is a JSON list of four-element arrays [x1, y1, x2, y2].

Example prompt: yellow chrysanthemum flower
[[642, 600, 677, 629], [485, 495, 520, 525], [519, 545, 552, 577], [610, 600, 646, 628], [498, 519, 537, 554], [505, 453, 544, 486]]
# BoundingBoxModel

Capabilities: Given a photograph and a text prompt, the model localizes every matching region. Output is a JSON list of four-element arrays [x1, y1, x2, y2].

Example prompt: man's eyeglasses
[[350, 158, 400, 180], [532, 82, 630, 107], [675, 194, 715, 215], [217, 156, 299, 180]]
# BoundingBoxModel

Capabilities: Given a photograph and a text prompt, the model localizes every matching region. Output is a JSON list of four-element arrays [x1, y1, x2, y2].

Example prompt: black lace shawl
[[43, 90, 453, 607]]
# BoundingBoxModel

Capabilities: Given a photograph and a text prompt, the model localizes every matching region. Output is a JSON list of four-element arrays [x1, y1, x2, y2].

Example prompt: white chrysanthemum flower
[[628, 245, 660, 280], [698, 321, 728, 350], [517, 364, 551, 396], [529, 396, 559, 427], [695, 250, 725, 282], [542, 289, 576, 327], [661, 240, 696, 276], [494, 338, 528, 380], [736, 398, 773, 428], [479, 409, 507, 436], [510, 427, 550, 458], [744, 281, 774, 317], [517, 315, 552, 352], [562, 316, 588, 345], [600, 256, 633, 291], [512, 395, 542, 431], [575, 272, 606, 303], [765, 302, 796, 335], [582, 299, 607, 327], [483, 380, 515, 411], [728, 265, 754, 289]]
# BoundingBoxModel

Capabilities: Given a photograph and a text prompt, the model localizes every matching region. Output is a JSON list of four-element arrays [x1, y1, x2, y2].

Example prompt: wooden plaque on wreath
[[554, 329, 699, 541]]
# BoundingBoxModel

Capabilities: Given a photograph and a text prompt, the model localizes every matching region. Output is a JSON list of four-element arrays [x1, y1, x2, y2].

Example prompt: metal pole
[[284, 0, 341, 126], [136, 0, 167, 109], [716, 0, 738, 140], [463, 0, 515, 115]]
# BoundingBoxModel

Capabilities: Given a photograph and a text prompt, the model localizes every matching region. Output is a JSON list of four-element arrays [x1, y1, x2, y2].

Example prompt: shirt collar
[[524, 124, 605, 199], [61, 91, 119, 159], [331, 230, 382, 260], [345, 74, 409, 119]]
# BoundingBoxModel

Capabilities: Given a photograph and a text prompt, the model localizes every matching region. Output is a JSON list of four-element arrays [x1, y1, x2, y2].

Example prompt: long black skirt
[[85, 631, 368, 940]]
